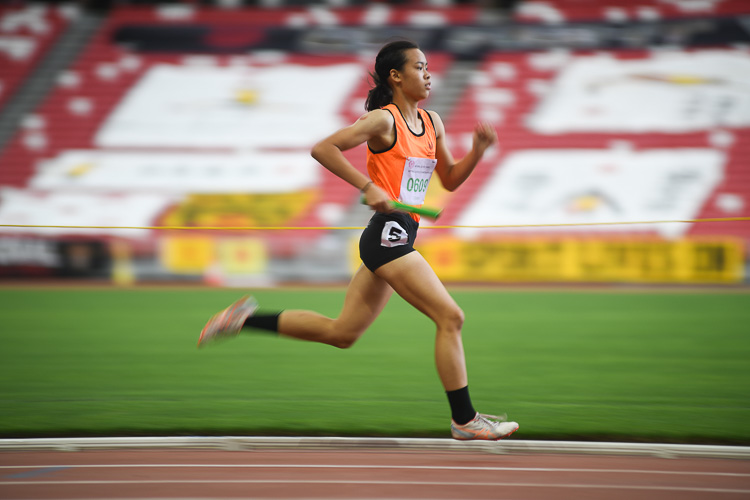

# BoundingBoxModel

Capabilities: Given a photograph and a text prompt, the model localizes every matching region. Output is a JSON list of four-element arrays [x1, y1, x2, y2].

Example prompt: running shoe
[[197, 295, 258, 348], [451, 413, 519, 441]]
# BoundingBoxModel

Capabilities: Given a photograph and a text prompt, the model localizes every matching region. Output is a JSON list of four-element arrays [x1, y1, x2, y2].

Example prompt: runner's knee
[[329, 325, 365, 349], [331, 333, 359, 349], [437, 305, 464, 333]]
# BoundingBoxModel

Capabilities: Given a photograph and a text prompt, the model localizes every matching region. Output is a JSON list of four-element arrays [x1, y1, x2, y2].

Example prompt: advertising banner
[[0, 237, 110, 278], [418, 238, 744, 284], [31, 150, 319, 194], [456, 148, 724, 239], [160, 236, 268, 276], [95, 63, 361, 149], [528, 50, 750, 133]]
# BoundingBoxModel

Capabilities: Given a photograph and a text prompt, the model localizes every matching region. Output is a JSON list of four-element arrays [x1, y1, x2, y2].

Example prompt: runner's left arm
[[430, 111, 497, 192]]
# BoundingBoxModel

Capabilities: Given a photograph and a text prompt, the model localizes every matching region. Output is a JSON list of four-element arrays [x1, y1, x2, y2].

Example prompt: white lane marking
[[1, 479, 749, 494], [2, 464, 748, 477], [2, 437, 748, 460]]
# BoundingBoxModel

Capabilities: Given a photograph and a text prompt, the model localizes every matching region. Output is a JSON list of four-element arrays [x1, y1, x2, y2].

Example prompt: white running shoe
[[197, 296, 258, 348], [451, 413, 519, 441]]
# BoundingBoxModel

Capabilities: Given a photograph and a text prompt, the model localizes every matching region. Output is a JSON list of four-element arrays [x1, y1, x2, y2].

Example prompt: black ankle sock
[[446, 386, 476, 425], [243, 312, 281, 334]]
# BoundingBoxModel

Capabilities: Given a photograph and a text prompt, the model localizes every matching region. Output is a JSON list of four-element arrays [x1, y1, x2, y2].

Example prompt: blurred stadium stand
[[0, 0, 748, 284]]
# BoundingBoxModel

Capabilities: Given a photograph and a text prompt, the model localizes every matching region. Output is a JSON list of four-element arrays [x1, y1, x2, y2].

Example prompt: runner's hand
[[363, 183, 393, 213], [472, 122, 497, 155]]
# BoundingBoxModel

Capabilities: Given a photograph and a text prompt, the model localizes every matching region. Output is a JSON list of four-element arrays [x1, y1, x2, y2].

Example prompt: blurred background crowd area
[[0, 0, 748, 286]]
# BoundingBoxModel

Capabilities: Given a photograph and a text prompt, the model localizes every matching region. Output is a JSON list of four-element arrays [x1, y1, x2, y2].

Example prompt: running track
[[2, 439, 750, 499]]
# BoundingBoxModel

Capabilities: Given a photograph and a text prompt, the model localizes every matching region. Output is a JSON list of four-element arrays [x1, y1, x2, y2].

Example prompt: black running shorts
[[359, 211, 419, 272]]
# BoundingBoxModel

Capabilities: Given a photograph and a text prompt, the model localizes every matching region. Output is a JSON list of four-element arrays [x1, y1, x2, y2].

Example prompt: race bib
[[399, 157, 437, 206], [381, 221, 409, 248]]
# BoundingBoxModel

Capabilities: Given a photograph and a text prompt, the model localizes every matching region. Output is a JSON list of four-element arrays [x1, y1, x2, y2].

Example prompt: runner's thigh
[[337, 264, 394, 334], [375, 251, 459, 324]]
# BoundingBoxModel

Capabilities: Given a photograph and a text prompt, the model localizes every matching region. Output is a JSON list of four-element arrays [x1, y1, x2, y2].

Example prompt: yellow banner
[[160, 236, 215, 274], [160, 236, 267, 275], [415, 238, 745, 284], [218, 238, 267, 274], [158, 191, 317, 228]]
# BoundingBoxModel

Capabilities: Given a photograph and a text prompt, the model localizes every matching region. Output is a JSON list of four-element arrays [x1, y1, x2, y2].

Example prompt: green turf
[[1, 287, 749, 444]]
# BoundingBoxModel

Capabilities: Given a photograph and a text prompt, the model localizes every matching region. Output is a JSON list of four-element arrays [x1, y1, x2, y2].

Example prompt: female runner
[[199, 40, 518, 441]]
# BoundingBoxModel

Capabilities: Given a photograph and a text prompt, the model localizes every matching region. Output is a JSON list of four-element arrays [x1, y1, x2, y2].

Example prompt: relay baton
[[361, 196, 443, 221], [390, 200, 443, 220]]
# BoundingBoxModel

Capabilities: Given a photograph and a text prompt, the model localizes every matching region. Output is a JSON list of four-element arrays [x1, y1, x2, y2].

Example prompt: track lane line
[[1, 478, 749, 494], [2, 463, 748, 477]]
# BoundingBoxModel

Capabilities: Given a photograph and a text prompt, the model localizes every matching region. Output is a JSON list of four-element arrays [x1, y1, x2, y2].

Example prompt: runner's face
[[397, 49, 431, 101]]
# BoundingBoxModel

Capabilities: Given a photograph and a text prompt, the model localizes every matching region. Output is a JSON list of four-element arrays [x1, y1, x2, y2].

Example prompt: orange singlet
[[366, 103, 437, 222]]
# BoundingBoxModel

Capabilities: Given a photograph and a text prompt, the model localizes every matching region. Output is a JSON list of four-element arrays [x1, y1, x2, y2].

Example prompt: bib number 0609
[[399, 156, 436, 205], [407, 177, 429, 193]]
